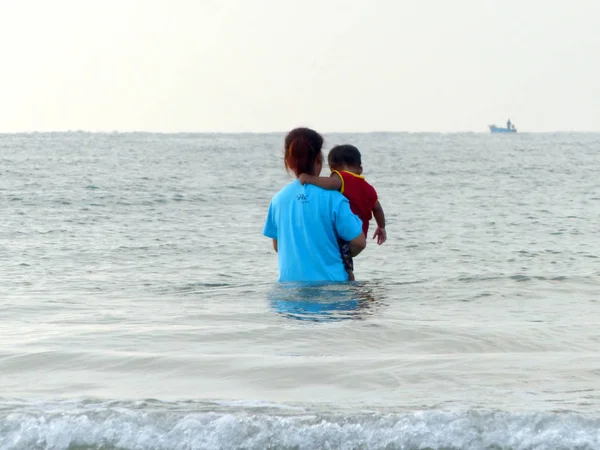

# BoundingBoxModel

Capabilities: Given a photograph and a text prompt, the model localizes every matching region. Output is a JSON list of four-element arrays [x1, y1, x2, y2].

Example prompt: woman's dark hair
[[284, 127, 324, 177], [328, 144, 362, 169]]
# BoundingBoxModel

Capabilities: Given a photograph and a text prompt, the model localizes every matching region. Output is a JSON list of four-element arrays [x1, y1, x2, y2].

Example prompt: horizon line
[[1, 129, 600, 135]]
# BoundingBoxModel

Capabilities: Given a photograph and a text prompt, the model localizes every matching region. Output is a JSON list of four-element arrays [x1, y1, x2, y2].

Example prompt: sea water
[[1, 132, 600, 449]]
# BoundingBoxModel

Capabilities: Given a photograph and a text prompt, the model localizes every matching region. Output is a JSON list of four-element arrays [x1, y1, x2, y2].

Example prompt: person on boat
[[507, 119, 512, 130], [263, 127, 366, 282]]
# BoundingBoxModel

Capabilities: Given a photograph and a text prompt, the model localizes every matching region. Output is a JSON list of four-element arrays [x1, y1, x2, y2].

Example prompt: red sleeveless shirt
[[333, 170, 378, 236]]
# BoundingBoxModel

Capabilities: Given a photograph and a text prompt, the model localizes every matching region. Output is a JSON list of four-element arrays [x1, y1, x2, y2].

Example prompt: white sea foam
[[1, 401, 600, 450]]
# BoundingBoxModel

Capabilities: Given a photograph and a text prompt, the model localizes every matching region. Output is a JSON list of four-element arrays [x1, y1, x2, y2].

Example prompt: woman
[[263, 127, 366, 281]]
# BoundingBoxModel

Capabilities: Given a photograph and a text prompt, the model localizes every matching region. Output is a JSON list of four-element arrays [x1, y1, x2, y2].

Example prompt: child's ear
[[359, 166, 363, 175]]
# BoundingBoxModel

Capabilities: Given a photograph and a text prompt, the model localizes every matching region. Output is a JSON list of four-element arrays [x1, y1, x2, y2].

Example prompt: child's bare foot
[[347, 271, 355, 281]]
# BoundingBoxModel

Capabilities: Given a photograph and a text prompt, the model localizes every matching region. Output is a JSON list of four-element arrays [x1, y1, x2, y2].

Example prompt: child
[[299, 144, 386, 280]]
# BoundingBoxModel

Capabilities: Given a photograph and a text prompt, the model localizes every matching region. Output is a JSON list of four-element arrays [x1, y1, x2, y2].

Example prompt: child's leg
[[337, 238, 355, 281]]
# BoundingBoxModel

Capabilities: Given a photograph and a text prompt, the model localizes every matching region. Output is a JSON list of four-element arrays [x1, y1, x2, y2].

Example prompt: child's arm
[[372, 200, 387, 245], [299, 172, 342, 191]]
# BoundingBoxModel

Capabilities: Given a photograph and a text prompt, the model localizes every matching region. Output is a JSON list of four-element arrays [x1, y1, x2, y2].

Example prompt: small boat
[[489, 124, 517, 133]]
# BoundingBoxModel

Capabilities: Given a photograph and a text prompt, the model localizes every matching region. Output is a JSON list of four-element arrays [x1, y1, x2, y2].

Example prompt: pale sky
[[1, 0, 599, 132]]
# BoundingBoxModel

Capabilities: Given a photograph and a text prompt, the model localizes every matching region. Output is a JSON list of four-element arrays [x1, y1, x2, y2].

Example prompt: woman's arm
[[334, 197, 365, 257], [349, 232, 366, 257]]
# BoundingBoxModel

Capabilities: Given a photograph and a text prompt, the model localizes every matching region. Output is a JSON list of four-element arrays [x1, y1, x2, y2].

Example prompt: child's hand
[[299, 174, 314, 185], [373, 227, 387, 245]]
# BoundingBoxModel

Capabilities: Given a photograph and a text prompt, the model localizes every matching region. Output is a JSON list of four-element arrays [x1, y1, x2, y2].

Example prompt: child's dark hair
[[284, 127, 324, 177], [328, 144, 362, 169]]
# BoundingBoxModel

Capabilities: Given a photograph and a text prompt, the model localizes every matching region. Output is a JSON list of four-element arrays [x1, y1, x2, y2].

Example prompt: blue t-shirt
[[263, 180, 363, 282]]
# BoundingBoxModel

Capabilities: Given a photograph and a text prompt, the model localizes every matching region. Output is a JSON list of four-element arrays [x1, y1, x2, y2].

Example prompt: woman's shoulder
[[271, 181, 347, 204], [308, 185, 348, 206], [271, 180, 300, 202]]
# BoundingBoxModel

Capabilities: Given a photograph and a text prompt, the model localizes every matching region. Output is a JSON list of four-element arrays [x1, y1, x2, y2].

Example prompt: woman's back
[[263, 127, 365, 282], [264, 180, 362, 282]]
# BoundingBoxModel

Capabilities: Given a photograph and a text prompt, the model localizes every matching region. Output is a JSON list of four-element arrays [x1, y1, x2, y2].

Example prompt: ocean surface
[[1, 131, 600, 449]]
